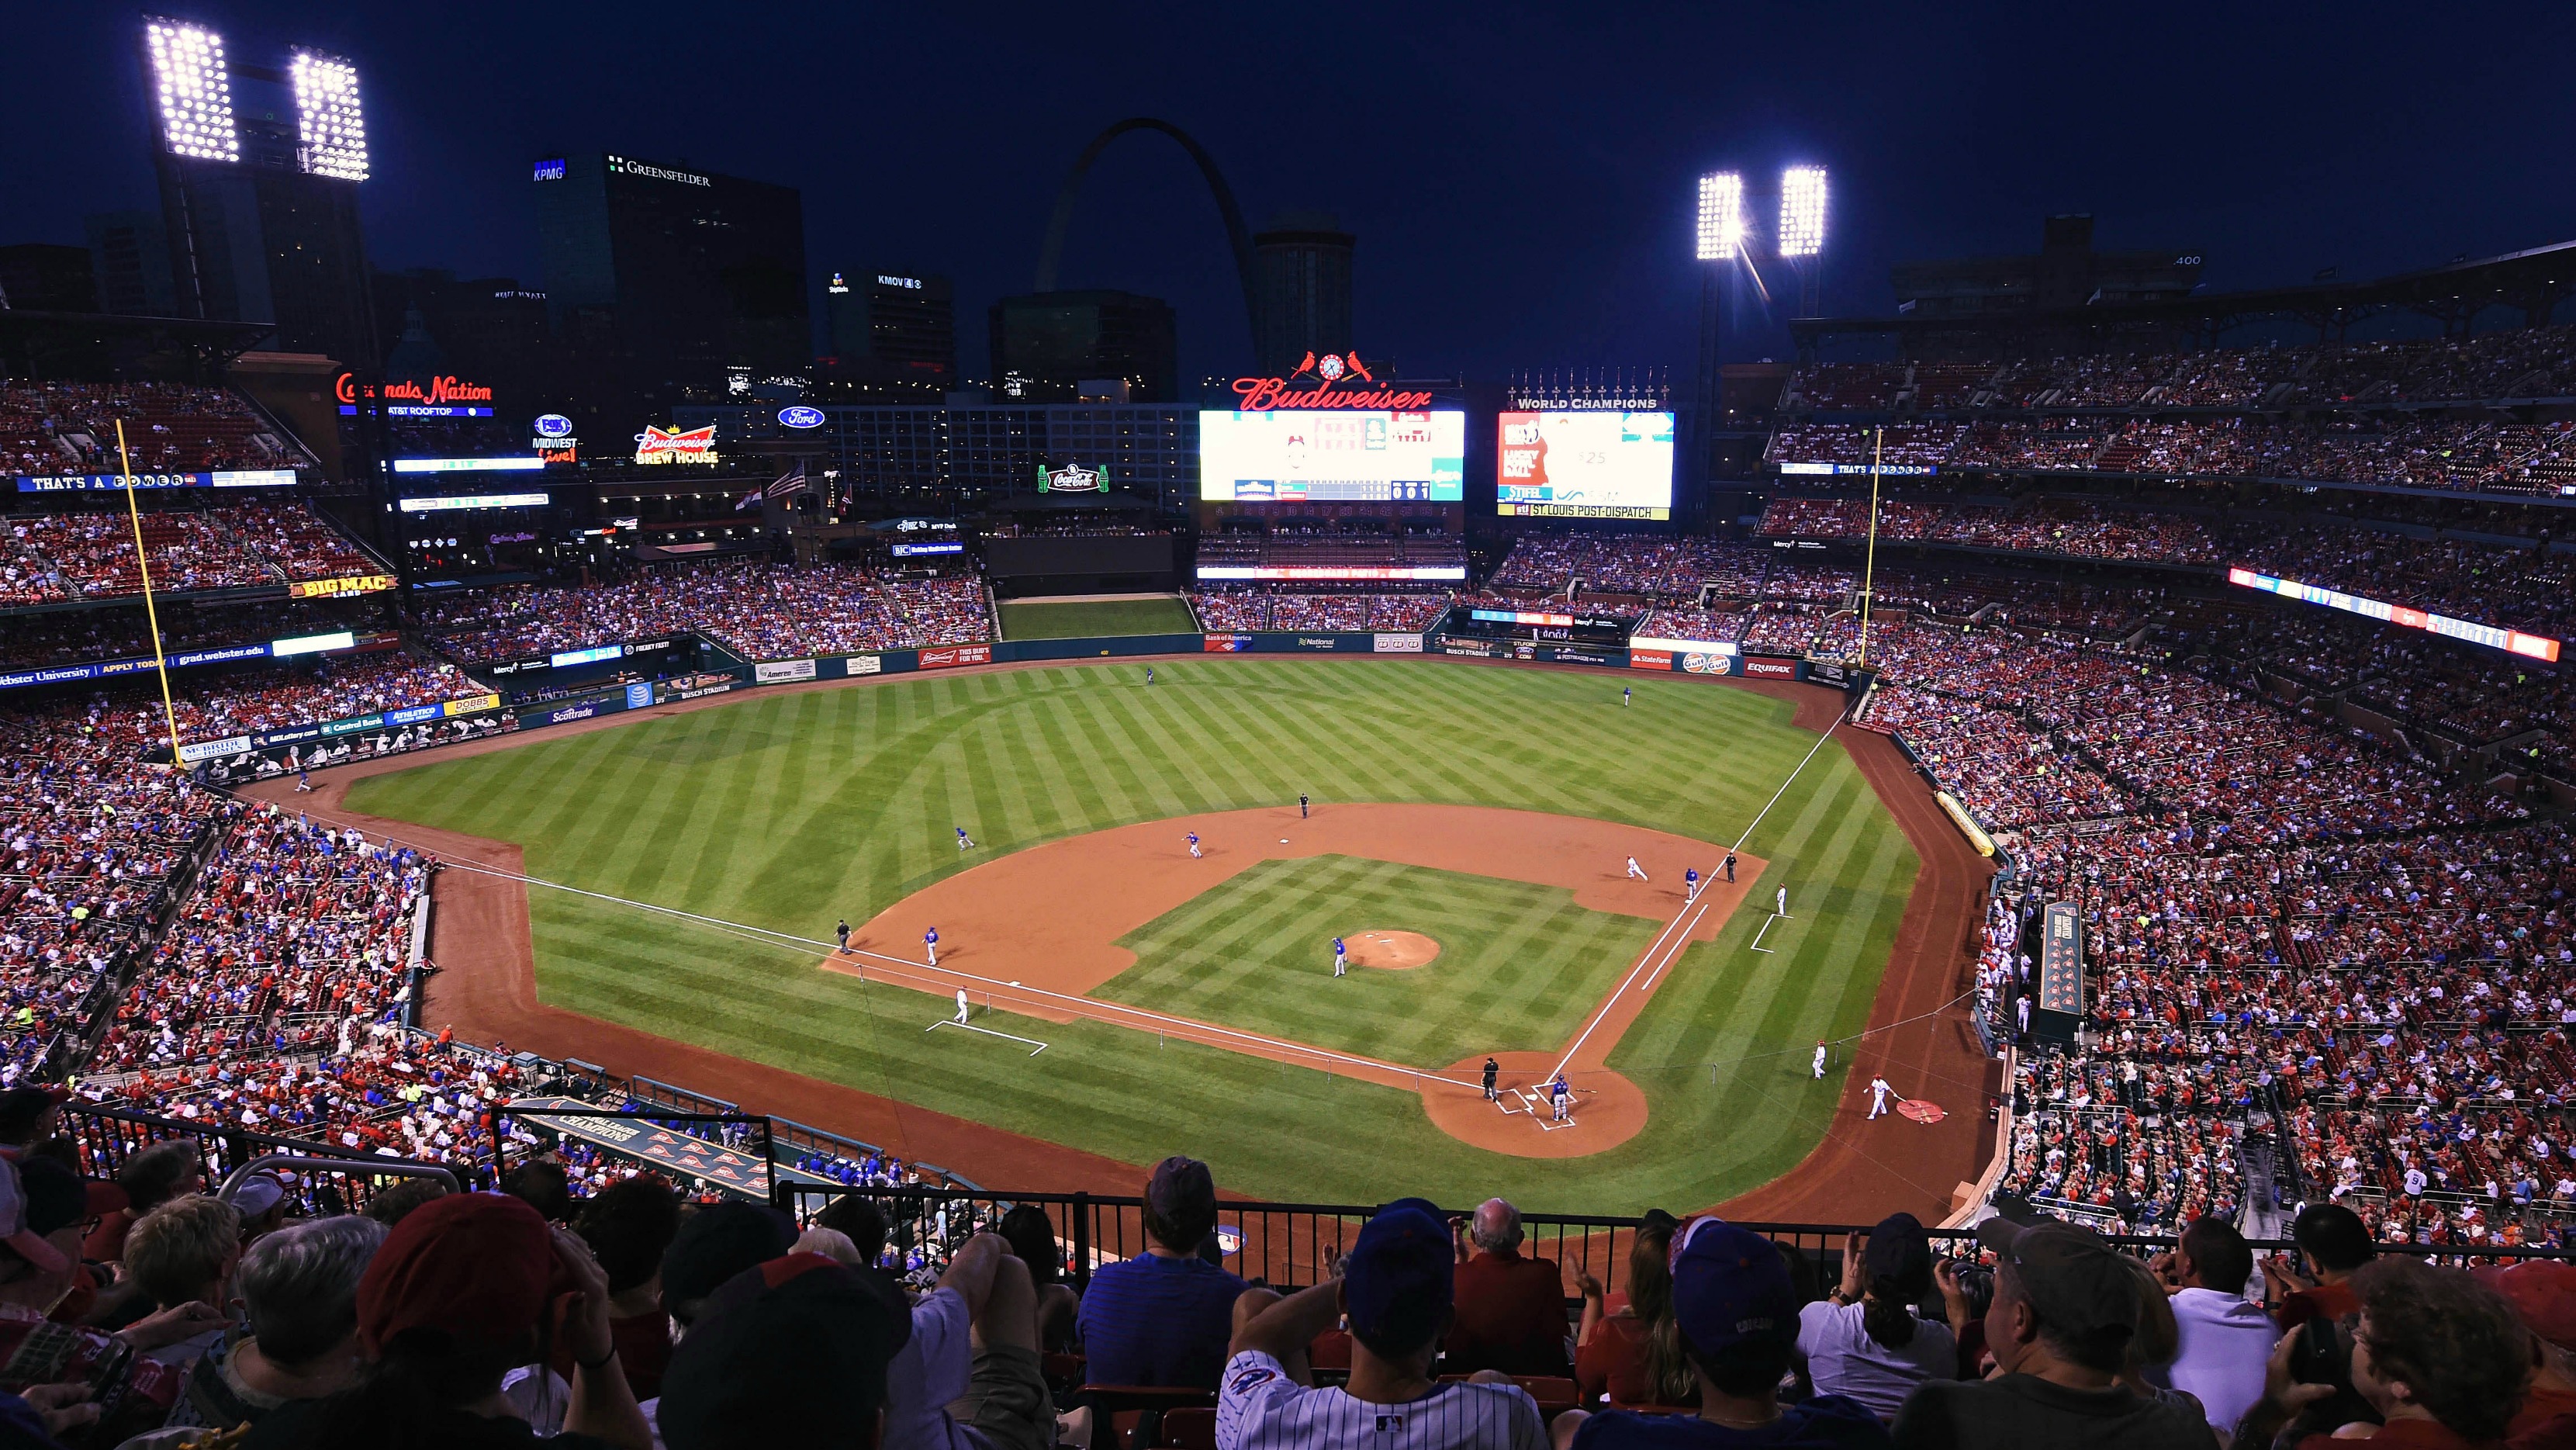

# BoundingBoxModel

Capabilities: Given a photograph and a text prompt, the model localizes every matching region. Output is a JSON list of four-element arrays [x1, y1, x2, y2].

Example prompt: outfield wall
[[188, 633, 1833, 784]]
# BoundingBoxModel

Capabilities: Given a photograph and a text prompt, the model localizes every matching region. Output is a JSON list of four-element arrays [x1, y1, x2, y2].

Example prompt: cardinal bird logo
[[1288, 351, 1319, 380]]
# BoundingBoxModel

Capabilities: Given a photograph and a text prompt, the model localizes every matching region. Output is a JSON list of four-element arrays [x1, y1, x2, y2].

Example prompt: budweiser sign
[[633, 424, 719, 464], [1230, 351, 1433, 412]]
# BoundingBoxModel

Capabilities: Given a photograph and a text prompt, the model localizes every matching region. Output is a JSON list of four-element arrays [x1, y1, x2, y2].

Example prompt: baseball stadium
[[2, 15, 2572, 1449]]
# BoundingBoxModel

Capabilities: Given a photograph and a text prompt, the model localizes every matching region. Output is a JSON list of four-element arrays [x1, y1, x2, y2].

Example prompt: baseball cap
[[2474, 1259, 2576, 1350], [0, 1086, 69, 1144], [357, 1190, 558, 1356], [1976, 1214, 2139, 1359], [1343, 1200, 1453, 1355], [1668, 1216, 1796, 1356], [659, 1200, 797, 1320], [16, 1157, 102, 1238], [230, 1172, 287, 1219], [657, 1252, 912, 1450], [1865, 1212, 1934, 1291]]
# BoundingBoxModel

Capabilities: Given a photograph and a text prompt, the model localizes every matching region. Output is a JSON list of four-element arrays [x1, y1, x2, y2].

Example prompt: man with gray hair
[[1445, 1198, 1572, 1376], [154, 1215, 387, 1438]]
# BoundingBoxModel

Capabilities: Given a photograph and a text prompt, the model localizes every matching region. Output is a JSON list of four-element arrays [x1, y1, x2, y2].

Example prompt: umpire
[[1482, 1057, 1500, 1100]]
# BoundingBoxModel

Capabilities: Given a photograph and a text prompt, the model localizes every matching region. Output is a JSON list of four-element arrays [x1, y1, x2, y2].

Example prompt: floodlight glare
[[144, 19, 237, 163], [290, 49, 368, 182], [1695, 171, 1744, 261], [1779, 165, 1827, 258]]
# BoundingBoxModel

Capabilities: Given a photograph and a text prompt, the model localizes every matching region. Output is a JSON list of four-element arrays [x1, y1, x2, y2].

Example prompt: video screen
[[1495, 410, 1675, 521], [1198, 410, 1464, 503]]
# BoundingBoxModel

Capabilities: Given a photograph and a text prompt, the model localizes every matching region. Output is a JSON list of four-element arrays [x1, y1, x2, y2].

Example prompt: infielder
[[1187, 830, 1202, 859], [835, 919, 851, 954], [956, 826, 974, 852], [1298, 794, 1309, 818], [1868, 1075, 1893, 1119], [1684, 867, 1700, 902], [925, 926, 939, 966], [1333, 936, 1347, 977], [1625, 857, 1648, 881], [1549, 1073, 1572, 1122], [954, 988, 970, 1025], [1812, 1041, 1827, 1078]]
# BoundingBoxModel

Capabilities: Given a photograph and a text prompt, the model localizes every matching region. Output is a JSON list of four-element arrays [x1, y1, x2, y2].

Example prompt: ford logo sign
[[533, 414, 574, 438], [777, 406, 825, 429]]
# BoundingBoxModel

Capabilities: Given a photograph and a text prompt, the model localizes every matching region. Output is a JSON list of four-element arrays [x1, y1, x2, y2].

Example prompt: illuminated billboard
[[1198, 410, 1463, 503], [1495, 410, 1675, 521], [2227, 567, 2560, 663]]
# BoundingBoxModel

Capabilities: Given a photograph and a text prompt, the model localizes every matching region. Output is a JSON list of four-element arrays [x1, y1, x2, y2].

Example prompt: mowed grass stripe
[[351, 658, 1923, 1209]]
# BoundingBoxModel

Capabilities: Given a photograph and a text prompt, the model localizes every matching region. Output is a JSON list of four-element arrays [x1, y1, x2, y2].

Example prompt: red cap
[[357, 1191, 556, 1356], [2477, 1260, 2576, 1350]]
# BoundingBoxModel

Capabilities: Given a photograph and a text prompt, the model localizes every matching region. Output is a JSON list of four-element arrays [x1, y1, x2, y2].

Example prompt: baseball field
[[339, 656, 1925, 1209]]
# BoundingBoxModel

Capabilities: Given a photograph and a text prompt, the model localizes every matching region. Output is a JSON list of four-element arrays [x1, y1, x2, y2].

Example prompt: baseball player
[[1298, 794, 1309, 818], [954, 988, 970, 1025], [1622, 685, 1631, 707], [956, 826, 974, 852], [1332, 936, 1347, 978], [1482, 1057, 1499, 1100], [1187, 830, 1202, 859], [1550, 1073, 1572, 1122], [295, 768, 313, 793], [835, 919, 851, 955], [1812, 1041, 1827, 1079], [1684, 867, 1700, 902], [1625, 856, 1648, 882], [1776, 885, 1789, 917], [1723, 851, 1737, 883], [1868, 1075, 1893, 1120], [924, 926, 939, 966], [1145, 666, 1154, 685]]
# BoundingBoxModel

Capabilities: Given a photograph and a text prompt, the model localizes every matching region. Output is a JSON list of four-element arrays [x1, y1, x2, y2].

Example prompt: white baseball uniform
[[1868, 1077, 1892, 1119]]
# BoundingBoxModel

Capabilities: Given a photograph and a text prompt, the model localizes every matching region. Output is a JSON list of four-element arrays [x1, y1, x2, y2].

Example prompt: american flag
[[765, 462, 810, 499]]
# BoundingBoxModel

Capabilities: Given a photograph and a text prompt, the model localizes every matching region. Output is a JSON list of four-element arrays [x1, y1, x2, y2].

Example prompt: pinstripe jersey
[[1216, 1350, 1548, 1450]]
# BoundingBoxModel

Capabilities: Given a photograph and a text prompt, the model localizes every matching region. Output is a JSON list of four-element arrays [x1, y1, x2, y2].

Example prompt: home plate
[[1897, 1099, 1947, 1124]]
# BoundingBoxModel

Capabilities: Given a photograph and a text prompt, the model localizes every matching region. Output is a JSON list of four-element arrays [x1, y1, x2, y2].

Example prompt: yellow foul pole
[[1858, 424, 1884, 668], [113, 421, 185, 762]]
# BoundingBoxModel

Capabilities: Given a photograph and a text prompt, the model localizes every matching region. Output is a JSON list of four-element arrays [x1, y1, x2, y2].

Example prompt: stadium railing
[[57, 1100, 458, 1217], [769, 1185, 2576, 1296]]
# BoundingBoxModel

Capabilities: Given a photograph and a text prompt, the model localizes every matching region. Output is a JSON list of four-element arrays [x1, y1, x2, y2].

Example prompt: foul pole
[[1858, 424, 1884, 668], [114, 420, 185, 761]]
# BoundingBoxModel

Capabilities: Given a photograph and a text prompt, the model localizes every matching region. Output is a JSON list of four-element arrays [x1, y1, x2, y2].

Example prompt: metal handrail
[[218, 1154, 458, 1203]]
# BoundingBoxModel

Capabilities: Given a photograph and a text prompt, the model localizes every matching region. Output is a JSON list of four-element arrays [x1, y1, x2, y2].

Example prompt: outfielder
[[1812, 1041, 1827, 1078], [1550, 1072, 1572, 1122], [956, 826, 974, 852], [1187, 830, 1202, 859], [925, 926, 939, 966], [1776, 886, 1789, 917], [1332, 936, 1347, 977], [1625, 857, 1648, 881], [954, 988, 970, 1025], [1868, 1075, 1893, 1119], [1622, 686, 1631, 707], [1684, 867, 1700, 902], [1145, 666, 1154, 685]]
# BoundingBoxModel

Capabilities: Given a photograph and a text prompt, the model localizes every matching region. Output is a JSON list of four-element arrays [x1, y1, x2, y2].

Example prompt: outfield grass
[[997, 597, 1198, 639], [345, 658, 1917, 1209], [1096, 856, 1662, 1069]]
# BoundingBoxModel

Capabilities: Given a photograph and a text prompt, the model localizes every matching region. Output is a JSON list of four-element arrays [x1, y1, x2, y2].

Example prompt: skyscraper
[[531, 151, 808, 389], [825, 270, 956, 389], [1251, 212, 1355, 376], [989, 290, 1177, 403]]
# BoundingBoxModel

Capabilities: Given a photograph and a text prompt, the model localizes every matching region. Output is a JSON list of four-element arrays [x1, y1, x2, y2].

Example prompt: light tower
[[1778, 165, 1829, 317], [1689, 173, 1745, 505]]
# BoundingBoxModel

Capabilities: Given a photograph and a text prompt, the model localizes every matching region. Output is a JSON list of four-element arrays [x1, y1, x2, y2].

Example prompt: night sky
[[8, 2, 2573, 384]]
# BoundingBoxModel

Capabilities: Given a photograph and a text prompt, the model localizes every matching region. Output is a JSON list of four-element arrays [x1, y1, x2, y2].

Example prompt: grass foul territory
[[344, 657, 1916, 1208]]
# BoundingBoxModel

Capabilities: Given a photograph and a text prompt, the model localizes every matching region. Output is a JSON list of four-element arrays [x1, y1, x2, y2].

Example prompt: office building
[[824, 271, 955, 390], [675, 398, 1199, 510], [85, 211, 177, 316], [989, 289, 1177, 403], [0, 245, 99, 312], [1251, 212, 1355, 376], [531, 151, 808, 393], [1891, 214, 2202, 317]]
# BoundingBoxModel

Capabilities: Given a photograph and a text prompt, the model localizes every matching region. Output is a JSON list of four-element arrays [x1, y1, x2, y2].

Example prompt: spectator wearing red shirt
[[1446, 1198, 1571, 1377], [2477, 1259, 2576, 1445], [1573, 1216, 1695, 1408]]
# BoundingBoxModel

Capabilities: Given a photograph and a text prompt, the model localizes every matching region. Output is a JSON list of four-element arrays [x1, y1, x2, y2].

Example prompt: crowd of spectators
[[1486, 537, 1779, 597], [0, 379, 314, 477], [1186, 590, 1452, 632], [415, 560, 996, 663], [0, 502, 382, 604]]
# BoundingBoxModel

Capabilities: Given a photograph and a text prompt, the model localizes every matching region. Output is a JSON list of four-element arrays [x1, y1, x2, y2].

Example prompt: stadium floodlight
[[1695, 171, 1744, 261], [144, 19, 237, 163], [289, 48, 368, 182], [1778, 165, 1827, 258]]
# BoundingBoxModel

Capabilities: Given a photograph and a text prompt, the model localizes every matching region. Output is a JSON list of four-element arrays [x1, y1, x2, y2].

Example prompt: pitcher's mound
[[1348, 930, 1440, 969]]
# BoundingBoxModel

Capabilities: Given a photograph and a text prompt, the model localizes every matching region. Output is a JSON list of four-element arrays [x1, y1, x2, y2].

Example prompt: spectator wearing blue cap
[[1217, 1198, 1547, 1450], [1558, 1216, 1890, 1449]]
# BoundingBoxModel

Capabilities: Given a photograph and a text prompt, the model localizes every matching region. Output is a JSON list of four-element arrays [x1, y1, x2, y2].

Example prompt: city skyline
[[5, 0, 2573, 386]]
